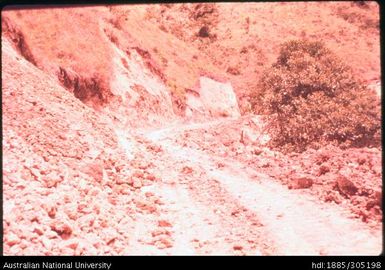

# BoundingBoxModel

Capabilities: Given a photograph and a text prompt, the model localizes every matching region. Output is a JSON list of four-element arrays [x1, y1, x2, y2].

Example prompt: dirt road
[[115, 119, 382, 255]]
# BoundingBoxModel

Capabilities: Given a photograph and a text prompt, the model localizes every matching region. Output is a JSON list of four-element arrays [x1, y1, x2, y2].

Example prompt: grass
[[2, 6, 113, 87]]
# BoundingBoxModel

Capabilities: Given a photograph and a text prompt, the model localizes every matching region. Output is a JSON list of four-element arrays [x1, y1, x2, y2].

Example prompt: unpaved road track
[[120, 119, 382, 255]]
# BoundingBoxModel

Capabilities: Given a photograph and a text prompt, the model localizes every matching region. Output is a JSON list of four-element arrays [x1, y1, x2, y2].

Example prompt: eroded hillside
[[2, 3, 382, 255]]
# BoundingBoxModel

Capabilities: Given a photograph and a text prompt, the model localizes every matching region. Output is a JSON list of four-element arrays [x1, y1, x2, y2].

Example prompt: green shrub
[[251, 39, 381, 152]]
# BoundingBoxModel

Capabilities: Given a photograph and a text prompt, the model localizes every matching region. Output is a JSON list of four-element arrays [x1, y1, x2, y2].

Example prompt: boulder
[[289, 177, 313, 189], [186, 76, 241, 118], [336, 175, 358, 197]]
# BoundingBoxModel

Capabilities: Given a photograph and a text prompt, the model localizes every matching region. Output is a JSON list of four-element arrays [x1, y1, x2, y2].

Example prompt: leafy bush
[[251, 39, 381, 152]]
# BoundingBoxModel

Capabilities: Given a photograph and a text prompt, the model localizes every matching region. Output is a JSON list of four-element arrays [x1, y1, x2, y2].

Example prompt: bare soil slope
[[2, 3, 382, 255]]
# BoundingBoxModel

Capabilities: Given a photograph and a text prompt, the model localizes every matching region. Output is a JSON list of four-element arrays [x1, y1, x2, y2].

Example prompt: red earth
[[2, 3, 382, 255]]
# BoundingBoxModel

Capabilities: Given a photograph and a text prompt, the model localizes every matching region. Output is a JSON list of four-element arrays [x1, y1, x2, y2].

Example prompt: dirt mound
[[2, 38, 169, 255]]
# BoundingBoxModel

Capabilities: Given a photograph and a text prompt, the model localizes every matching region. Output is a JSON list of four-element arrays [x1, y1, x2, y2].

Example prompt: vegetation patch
[[58, 67, 111, 108], [252, 39, 381, 153]]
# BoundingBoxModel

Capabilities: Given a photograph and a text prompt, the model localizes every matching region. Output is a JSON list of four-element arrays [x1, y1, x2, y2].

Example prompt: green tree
[[251, 39, 381, 152]]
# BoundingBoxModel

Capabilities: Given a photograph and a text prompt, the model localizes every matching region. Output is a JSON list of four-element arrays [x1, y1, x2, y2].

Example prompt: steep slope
[[106, 4, 228, 114], [2, 3, 381, 256], [1, 5, 231, 118], [2, 6, 177, 128], [148, 2, 380, 112], [2, 37, 171, 255], [3, 3, 379, 115], [2, 7, 114, 107]]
